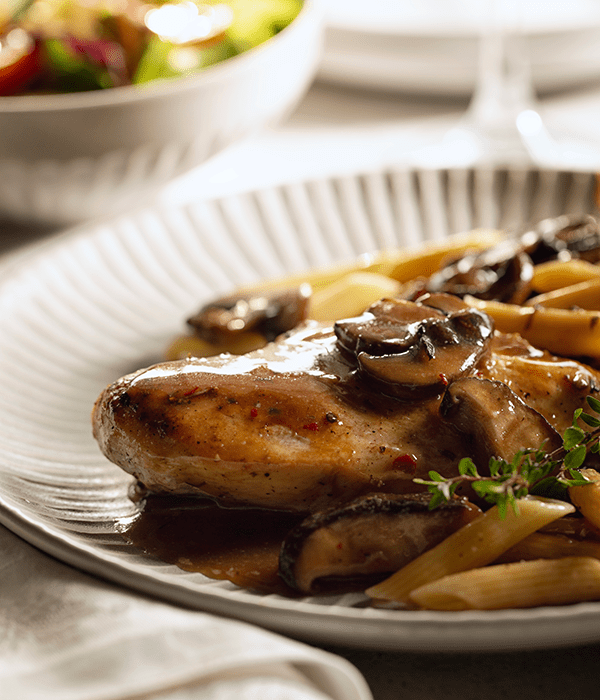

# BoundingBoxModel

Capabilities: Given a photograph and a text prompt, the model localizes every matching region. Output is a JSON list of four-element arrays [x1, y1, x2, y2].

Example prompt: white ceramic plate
[[318, 0, 600, 95], [1, 165, 600, 653]]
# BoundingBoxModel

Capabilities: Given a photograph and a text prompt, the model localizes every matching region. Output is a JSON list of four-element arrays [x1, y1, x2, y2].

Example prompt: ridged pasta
[[409, 557, 600, 610], [530, 258, 600, 293], [309, 272, 400, 321], [524, 278, 600, 310], [366, 497, 574, 605], [570, 469, 600, 531], [464, 297, 600, 359], [495, 532, 600, 563]]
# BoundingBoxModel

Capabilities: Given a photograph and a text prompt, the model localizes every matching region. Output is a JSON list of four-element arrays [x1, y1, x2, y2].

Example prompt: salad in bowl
[[0, 0, 303, 95], [0, 0, 320, 225]]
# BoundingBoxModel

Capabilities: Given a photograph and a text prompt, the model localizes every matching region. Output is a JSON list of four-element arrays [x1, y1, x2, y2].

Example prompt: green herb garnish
[[415, 395, 600, 517]]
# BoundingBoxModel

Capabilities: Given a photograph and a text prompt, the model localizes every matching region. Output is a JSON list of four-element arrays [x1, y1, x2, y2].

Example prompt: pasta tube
[[570, 469, 600, 531], [365, 497, 574, 604], [495, 532, 600, 563], [409, 557, 600, 610], [309, 272, 400, 322], [465, 296, 600, 359], [525, 278, 600, 310], [385, 229, 504, 282], [530, 259, 600, 293]]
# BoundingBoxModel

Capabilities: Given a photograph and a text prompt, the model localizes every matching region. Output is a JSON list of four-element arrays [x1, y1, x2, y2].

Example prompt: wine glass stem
[[464, 0, 537, 158]]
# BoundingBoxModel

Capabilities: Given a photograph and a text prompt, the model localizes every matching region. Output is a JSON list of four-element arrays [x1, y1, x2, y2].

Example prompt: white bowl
[[0, 0, 322, 226]]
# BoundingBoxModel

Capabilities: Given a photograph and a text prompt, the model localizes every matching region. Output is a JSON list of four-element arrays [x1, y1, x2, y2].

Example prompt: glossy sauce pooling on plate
[[121, 493, 303, 594]]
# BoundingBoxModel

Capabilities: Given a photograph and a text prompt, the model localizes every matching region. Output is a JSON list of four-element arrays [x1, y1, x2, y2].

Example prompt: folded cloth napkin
[[0, 525, 372, 700]]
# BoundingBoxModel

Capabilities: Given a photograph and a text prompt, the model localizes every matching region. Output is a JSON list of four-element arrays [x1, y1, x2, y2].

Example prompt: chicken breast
[[92, 317, 600, 513], [94, 323, 463, 512]]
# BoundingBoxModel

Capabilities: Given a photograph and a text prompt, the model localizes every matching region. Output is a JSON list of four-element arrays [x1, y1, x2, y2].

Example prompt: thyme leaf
[[414, 395, 599, 515]]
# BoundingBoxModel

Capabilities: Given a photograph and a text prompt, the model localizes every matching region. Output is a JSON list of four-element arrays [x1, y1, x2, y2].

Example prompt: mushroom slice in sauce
[[425, 239, 534, 304], [521, 214, 600, 265], [440, 376, 563, 470], [187, 284, 312, 345], [334, 293, 494, 400], [279, 492, 480, 594]]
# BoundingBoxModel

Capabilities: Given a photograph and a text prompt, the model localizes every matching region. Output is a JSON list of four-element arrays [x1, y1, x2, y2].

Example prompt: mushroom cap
[[279, 492, 480, 594], [334, 293, 494, 400], [522, 214, 600, 265], [187, 284, 311, 344], [440, 375, 563, 471], [426, 239, 533, 304]]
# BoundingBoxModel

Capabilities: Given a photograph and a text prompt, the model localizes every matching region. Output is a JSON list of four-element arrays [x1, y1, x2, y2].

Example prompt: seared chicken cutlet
[[92, 295, 600, 513], [94, 321, 461, 512]]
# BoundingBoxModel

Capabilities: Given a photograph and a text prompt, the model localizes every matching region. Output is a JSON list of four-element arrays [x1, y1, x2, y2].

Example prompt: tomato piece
[[0, 28, 42, 96]]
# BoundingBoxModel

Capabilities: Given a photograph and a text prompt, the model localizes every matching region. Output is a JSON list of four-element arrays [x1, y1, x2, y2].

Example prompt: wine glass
[[412, 0, 600, 170]]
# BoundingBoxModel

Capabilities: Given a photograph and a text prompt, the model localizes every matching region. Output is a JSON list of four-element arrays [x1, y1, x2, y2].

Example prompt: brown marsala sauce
[[119, 489, 304, 595]]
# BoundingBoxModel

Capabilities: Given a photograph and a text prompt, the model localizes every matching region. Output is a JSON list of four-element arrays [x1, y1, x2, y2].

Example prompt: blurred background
[[2, 0, 600, 244]]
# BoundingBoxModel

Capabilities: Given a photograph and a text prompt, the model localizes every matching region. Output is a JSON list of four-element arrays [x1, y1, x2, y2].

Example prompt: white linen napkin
[[0, 525, 372, 700]]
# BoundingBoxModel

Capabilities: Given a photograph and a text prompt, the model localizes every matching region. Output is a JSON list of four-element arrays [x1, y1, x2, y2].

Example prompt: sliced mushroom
[[187, 284, 312, 345], [279, 492, 480, 594], [440, 376, 563, 470], [521, 214, 600, 265], [334, 293, 494, 399], [426, 239, 534, 304]]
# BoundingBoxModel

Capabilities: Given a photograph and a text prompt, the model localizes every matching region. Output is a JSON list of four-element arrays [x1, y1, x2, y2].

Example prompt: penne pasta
[[309, 272, 401, 322], [530, 259, 600, 293], [570, 469, 600, 531], [385, 229, 505, 282], [409, 557, 600, 610], [365, 497, 574, 604], [464, 296, 600, 359], [524, 278, 600, 310], [494, 532, 600, 564]]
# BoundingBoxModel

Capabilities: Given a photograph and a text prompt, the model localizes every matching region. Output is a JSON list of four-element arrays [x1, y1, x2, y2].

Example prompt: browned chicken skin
[[92, 312, 600, 513], [94, 322, 462, 512]]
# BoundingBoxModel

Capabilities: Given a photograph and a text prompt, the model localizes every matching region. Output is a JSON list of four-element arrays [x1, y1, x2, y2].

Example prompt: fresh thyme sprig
[[415, 395, 600, 518]]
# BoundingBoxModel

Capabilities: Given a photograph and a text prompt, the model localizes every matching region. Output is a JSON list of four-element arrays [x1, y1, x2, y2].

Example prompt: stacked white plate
[[318, 0, 600, 95]]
